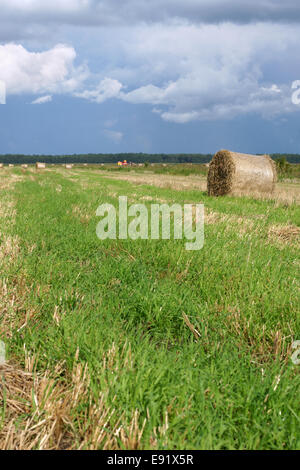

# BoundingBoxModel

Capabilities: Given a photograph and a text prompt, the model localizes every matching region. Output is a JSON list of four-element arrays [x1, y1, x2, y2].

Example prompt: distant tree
[[275, 157, 291, 178]]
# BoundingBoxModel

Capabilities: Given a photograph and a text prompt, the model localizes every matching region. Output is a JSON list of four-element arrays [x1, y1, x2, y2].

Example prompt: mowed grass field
[[0, 165, 299, 450]]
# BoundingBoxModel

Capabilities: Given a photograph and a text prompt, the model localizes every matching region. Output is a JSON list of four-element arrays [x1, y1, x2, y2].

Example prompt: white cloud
[[261, 84, 281, 94], [74, 78, 122, 103], [122, 85, 166, 105], [115, 22, 300, 122], [31, 95, 52, 104], [0, 15, 300, 123], [103, 129, 123, 143], [160, 111, 201, 124], [103, 119, 117, 128], [0, 43, 88, 96], [0, 80, 6, 104]]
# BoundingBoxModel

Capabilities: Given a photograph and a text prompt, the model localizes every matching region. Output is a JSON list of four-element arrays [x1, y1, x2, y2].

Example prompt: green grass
[[104, 163, 209, 177], [0, 168, 299, 449]]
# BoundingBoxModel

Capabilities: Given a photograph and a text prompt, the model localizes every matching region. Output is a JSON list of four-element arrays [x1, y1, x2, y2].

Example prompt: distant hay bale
[[36, 162, 46, 170], [8, 164, 14, 168], [207, 150, 277, 196], [21, 164, 28, 169], [0, 163, 3, 169], [65, 164, 73, 169]]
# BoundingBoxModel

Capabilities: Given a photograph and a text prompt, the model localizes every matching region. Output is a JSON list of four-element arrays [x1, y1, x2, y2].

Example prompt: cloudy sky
[[1, 0, 300, 154]]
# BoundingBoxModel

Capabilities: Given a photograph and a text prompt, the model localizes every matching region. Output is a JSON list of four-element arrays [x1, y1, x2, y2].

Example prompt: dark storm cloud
[[94, 0, 300, 25], [1, 1, 300, 29]]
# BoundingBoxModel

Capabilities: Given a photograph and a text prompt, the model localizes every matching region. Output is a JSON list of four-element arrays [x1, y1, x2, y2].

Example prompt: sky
[[1, 0, 300, 155]]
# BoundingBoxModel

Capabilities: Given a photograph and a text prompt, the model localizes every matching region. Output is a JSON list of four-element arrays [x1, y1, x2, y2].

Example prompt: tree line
[[0, 153, 299, 164]]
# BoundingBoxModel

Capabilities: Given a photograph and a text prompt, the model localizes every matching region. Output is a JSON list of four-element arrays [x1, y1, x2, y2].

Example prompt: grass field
[[0, 165, 299, 450]]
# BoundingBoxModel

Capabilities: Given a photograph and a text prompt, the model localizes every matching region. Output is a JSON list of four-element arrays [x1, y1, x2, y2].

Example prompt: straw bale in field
[[36, 162, 46, 169], [207, 150, 277, 196]]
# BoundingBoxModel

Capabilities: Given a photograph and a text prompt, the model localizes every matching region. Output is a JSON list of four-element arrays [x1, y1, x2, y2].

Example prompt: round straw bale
[[36, 162, 46, 169], [207, 150, 277, 196]]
